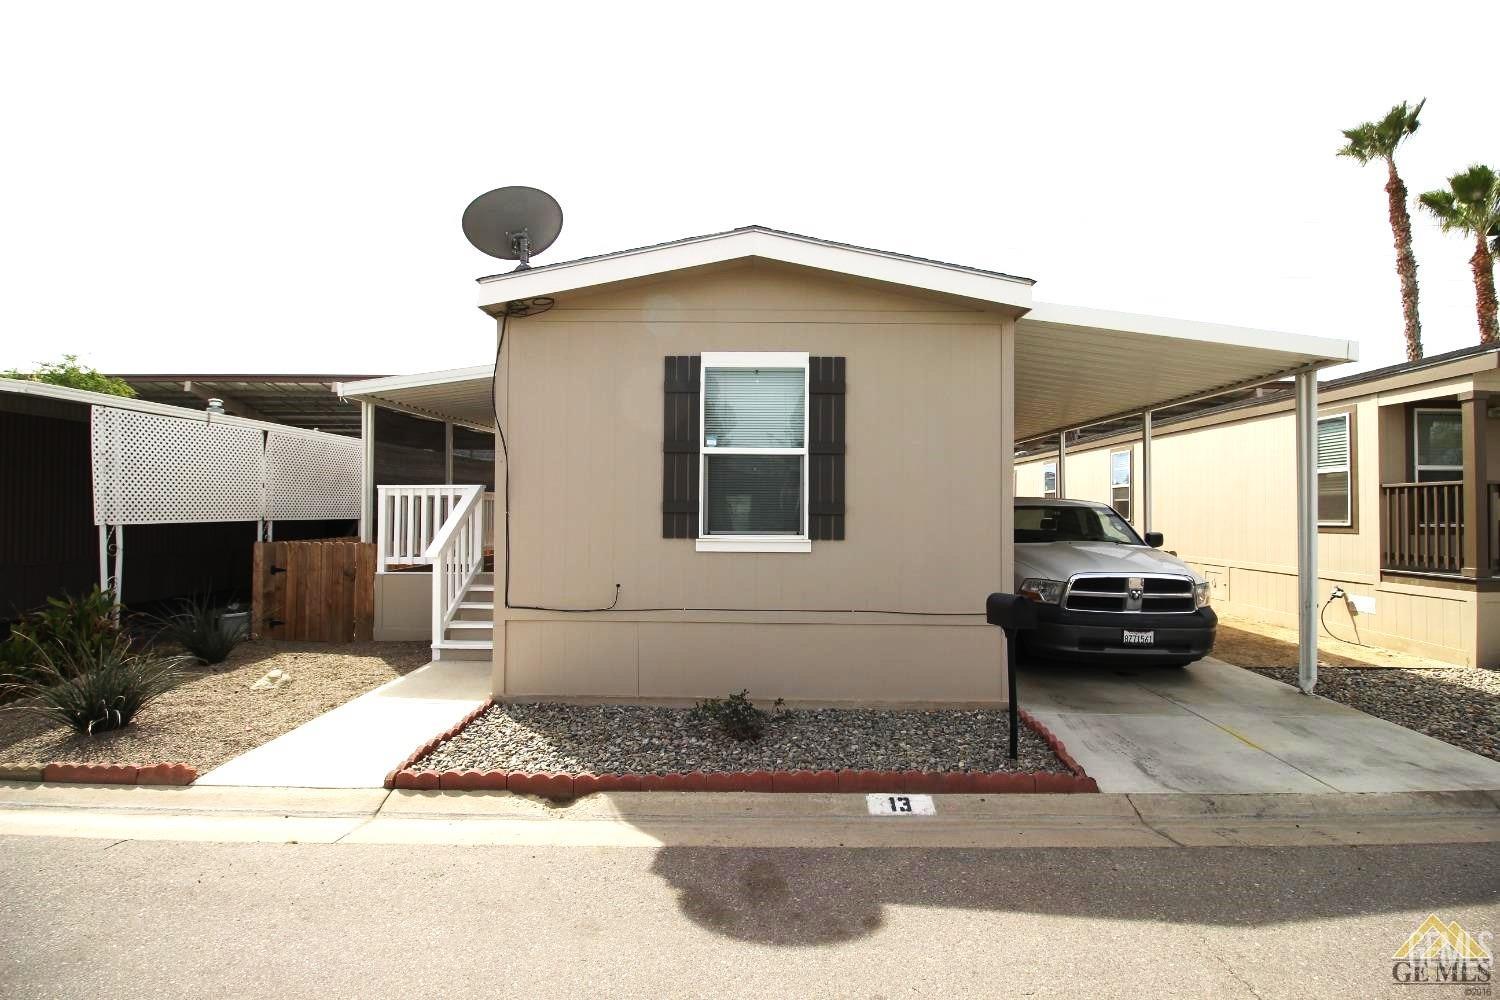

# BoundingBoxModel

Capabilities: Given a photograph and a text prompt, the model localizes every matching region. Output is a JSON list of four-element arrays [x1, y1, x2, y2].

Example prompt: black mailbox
[[986, 592, 1037, 631], [986, 591, 1037, 761]]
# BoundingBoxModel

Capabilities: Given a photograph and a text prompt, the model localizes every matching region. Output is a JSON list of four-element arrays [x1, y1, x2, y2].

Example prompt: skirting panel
[[502, 620, 1005, 704]]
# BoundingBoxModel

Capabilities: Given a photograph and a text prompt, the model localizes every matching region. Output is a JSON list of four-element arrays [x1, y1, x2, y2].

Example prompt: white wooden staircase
[[435, 572, 495, 660]]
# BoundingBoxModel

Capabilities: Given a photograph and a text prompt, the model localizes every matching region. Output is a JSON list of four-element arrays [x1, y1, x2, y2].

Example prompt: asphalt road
[[3, 836, 1497, 999]]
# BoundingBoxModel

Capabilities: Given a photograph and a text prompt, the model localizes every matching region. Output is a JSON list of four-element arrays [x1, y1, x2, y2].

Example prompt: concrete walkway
[[1019, 657, 1500, 794], [196, 659, 489, 788]]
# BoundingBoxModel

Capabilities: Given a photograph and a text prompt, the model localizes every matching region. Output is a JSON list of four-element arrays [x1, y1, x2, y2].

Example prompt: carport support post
[[1006, 626, 1019, 760], [1141, 410, 1153, 533], [358, 401, 375, 543], [1056, 431, 1067, 497], [1294, 371, 1318, 694]]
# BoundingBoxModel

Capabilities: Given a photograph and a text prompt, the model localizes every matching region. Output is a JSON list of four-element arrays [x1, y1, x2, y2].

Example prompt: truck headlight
[[1020, 578, 1065, 604], [1194, 581, 1211, 608]]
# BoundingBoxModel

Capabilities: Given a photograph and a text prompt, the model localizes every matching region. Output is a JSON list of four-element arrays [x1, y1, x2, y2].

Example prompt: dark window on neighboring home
[[1110, 449, 1132, 522], [1042, 461, 1058, 498], [1413, 408, 1463, 483], [1316, 413, 1352, 527], [451, 425, 495, 490]]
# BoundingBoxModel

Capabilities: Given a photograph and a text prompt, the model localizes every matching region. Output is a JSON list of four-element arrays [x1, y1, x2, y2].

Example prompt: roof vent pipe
[[205, 398, 225, 414]]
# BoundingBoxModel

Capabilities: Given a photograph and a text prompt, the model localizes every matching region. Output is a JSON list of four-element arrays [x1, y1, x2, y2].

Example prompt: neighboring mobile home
[[339, 226, 1356, 703], [1015, 343, 1500, 667]]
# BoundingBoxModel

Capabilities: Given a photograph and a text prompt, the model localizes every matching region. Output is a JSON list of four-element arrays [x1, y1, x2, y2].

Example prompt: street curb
[[9, 762, 201, 786], [384, 702, 1098, 795], [383, 698, 495, 789]]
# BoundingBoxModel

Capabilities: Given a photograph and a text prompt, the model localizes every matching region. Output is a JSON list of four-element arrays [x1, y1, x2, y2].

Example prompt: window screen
[[703, 369, 804, 448], [704, 455, 802, 534], [1316, 413, 1351, 526]]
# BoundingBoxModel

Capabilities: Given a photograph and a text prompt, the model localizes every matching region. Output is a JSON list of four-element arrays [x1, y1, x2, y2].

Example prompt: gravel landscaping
[[1242, 664, 1500, 763], [0, 640, 430, 771], [416, 702, 1070, 775]]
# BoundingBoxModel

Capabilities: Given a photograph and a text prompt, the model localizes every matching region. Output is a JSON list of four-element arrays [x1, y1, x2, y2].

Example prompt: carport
[[1009, 303, 1358, 694]]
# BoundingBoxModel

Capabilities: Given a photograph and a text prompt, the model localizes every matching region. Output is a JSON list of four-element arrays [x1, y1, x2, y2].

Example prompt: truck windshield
[[1015, 505, 1143, 545]]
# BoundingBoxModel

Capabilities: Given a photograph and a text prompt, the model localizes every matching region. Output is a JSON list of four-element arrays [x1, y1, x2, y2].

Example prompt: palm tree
[[1338, 100, 1426, 361], [1420, 165, 1500, 346]]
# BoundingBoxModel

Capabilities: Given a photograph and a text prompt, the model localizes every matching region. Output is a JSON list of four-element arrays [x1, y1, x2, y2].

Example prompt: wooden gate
[[252, 539, 375, 642]]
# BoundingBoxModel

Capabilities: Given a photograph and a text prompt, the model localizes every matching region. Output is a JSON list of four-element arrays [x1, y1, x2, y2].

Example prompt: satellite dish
[[461, 186, 563, 269]]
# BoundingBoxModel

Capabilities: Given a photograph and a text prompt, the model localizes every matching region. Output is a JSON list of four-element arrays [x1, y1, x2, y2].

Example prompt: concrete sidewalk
[[1019, 657, 1500, 794], [195, 659, 489, 788], [1, 780, 1497, 848]]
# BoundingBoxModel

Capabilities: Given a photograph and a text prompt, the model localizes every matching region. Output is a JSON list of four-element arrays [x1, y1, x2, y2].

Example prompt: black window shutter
[[809, 356, 846, 540], [662, 355, 701, 538]]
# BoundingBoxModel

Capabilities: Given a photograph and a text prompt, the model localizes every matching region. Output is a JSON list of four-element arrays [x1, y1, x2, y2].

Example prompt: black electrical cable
[[1319, 592, 1366, 646], [489, 300, 983, 617]]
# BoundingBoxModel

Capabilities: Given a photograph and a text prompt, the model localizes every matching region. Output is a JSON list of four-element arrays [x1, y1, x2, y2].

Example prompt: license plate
[[1122, 629, 1155, 646]]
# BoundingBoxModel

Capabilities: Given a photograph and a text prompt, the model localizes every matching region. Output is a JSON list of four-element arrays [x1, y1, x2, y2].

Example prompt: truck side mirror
[[986, 592, 1037, 631], [1144, 531, 1164, 548]]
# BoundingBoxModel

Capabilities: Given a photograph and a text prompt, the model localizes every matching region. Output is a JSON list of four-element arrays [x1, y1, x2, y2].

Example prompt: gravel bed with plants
[[1242, 664, 1500, 763], [415, 698, 1070, 775]]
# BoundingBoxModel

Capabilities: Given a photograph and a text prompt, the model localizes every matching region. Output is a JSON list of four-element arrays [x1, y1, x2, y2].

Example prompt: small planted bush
[[2, 633, 185, 735], [691, 689, 785, 742], [0, 587, 120, 695], [153, 596, 246, 666]]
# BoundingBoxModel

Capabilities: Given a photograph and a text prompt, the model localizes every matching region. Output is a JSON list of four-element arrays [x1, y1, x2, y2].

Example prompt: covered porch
[[336, 368, 499, 656], [1374, 385, 1497, 581]]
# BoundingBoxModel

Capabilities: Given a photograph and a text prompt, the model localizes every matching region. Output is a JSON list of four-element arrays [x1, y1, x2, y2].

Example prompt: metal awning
[[115, 374, 374, 436], [335, 367, 495, 430], [1014, 304, 1356, 441]]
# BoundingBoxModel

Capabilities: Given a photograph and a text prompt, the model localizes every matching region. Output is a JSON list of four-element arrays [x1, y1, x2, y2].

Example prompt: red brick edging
[[0, 762, 199, 786], [383, 701, 1098, 796]]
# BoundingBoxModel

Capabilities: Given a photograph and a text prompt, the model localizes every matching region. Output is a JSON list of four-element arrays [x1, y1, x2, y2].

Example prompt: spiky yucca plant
[[1, 633, 185, 735], [1338, 99, 1426, 361]]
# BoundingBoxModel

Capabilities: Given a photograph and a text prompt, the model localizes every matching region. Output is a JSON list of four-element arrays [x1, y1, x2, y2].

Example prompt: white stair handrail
[[425, 484, 487, 658]]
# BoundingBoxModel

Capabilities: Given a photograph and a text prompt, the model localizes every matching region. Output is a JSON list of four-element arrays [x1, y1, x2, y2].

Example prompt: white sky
[[1, 2, 1495, 380]]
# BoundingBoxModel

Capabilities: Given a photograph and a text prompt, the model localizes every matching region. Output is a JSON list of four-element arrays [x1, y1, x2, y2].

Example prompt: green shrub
[[1, 633, 185, 735], [152, 596, 246, 666], [2, 354, 137, 397], [0, 587, 120, 691], [691, 689, 785, 742]]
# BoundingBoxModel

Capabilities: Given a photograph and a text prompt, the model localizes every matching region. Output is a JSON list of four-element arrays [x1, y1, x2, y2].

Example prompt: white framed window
[[1413, 408, 1463, 483], [1317, 412, 1352, 527], [1110, 449, 1132, 522], [696, 352, 811, 553], [1041, 461, 1058, 498]]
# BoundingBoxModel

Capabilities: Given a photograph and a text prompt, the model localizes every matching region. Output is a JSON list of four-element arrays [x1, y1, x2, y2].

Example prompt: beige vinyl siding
[[495, 261, 1016, 701]]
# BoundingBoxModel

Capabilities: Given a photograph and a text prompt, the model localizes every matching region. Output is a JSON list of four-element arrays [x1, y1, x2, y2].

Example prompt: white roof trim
[[335, 365, 493, 399], [1020, 302, 1359, 364], [0, 376, 354, 443], [476, 227, 1036, 312]]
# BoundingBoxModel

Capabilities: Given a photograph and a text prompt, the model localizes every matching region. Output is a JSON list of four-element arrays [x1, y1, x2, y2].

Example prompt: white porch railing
[[376, 485, 493, 571], [424, 484, 488, 654]]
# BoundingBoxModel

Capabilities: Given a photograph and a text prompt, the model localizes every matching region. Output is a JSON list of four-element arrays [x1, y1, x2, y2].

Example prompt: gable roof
[[475, 225, 1037, 314]]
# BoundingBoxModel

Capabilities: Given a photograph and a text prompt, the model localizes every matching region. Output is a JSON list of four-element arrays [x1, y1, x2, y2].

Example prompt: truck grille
[[1063, 574, 1195, 613]]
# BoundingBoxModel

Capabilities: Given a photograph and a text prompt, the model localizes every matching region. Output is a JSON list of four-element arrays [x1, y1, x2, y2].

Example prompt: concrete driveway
[[1019, 657, 1500, 794]]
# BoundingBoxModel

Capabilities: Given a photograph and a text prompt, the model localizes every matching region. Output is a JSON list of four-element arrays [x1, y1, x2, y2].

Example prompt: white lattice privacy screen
[[91, 406, 361, 525], [266, 431, 360, 520]]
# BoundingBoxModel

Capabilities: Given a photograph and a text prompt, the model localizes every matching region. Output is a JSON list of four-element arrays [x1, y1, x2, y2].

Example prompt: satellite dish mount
[[462, 186, 564, 271]]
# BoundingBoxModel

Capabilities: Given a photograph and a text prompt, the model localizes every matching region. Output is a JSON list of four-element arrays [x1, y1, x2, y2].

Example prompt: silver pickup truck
[[1013, 498, 1215, 666]]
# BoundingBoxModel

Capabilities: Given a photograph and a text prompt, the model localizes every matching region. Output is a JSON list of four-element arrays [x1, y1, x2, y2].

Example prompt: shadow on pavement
[[643, 842, 1500, 947]]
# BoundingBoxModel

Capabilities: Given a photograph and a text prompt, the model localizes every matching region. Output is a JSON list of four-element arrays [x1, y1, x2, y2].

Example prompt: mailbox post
[[986, 592, 1037, 760]]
